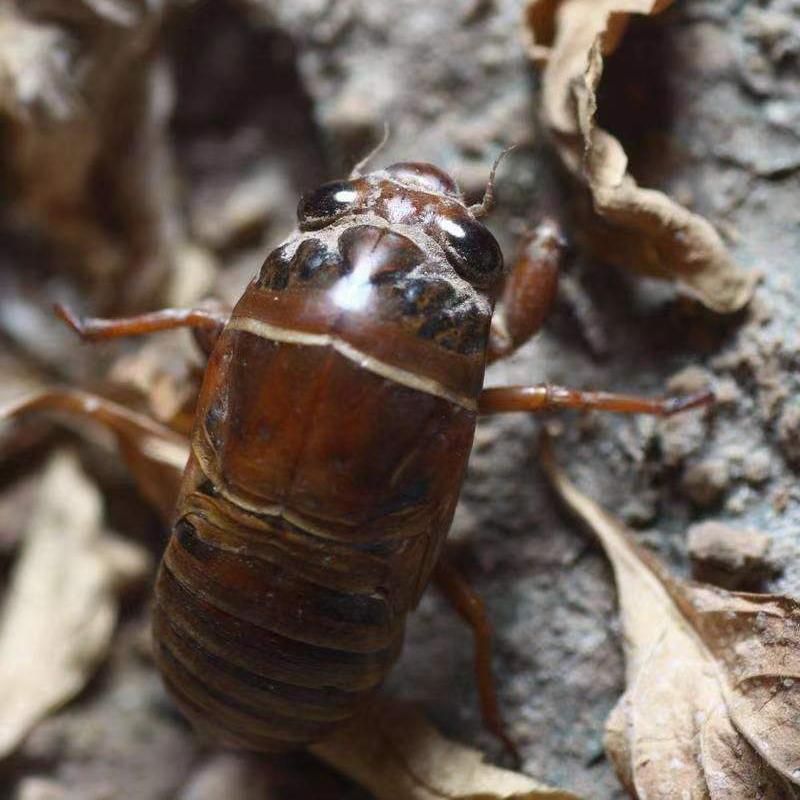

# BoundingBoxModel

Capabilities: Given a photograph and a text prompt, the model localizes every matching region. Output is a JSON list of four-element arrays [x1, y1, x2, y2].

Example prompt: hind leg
[[433, 557, 519, 764], [1, 389, 188, 521]]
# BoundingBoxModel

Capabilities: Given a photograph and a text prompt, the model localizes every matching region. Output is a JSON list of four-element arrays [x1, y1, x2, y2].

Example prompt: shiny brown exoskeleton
[[7, 152, 711, 758]]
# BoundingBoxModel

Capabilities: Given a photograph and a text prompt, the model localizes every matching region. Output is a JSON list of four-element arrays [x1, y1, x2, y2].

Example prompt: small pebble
[[687, 520, 772, 590], [683, 459, 730, 507]]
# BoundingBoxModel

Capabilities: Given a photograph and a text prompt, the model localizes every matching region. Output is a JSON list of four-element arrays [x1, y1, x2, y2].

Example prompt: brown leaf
[[540, 434, 800, 798], [523, 0, 755, 313], [0, 451, 150, 759], [0, 1, 179, 310], [311, 699, 582, 800]]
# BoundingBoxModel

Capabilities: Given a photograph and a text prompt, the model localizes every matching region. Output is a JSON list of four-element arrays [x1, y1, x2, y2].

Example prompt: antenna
[[349, 122, 391, 179], [469, 144, 517, 218]]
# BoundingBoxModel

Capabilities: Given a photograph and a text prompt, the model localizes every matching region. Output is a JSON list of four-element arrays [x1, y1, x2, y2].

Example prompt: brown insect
[[6, 149, 710, 759]]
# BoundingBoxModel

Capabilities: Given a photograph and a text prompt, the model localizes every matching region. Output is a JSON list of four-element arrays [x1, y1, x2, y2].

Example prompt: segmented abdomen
[[153, 501, 405, 751], [151, 275, 479, 751]]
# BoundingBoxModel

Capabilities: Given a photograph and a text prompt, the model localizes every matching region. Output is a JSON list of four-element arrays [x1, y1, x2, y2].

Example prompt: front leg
[[55, 303, 229, 357], [54, 302, 232, 434], [487, 217, 564, 363], [485, 218, 713, 416]]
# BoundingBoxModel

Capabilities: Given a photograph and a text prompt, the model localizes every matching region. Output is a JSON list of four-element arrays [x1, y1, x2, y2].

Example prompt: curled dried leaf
[[523, 0, 755, 313], [0, 451, 150, 759], [312, 699, 581, 800], [540, 434, 800, 797]]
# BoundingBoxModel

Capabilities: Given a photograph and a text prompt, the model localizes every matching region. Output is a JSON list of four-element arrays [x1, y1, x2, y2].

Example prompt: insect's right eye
[[437, 216, 504, 287], [297, 181, 361, 230]]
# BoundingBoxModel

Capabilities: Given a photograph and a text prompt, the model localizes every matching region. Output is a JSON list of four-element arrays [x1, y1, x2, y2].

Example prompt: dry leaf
[[0, 450, 150, 759], [524, 0, 755, 313], [540, 435, 800, 798], [312, 699, 581, 800], [0, 1, 179, 310], [0, 471, 40, 557]]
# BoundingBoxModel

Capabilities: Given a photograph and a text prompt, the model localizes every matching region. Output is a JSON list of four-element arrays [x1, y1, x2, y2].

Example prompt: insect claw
[[496, 728, 522, 769], [53, 303, 87, 339], [662, 389, 715, 417]]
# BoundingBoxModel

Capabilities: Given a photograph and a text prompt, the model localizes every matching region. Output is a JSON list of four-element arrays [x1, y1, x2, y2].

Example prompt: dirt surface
[[1, 1, 799, 798]]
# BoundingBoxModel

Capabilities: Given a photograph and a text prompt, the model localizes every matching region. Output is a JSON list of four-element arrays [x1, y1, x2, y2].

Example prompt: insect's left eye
[[437, 217, 503, 286], [297, 181, 361, 230]]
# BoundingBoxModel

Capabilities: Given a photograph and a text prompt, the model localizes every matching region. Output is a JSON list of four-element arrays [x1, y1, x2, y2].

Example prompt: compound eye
[[437, 217, 503, 286], [297, 181, 360, 230]]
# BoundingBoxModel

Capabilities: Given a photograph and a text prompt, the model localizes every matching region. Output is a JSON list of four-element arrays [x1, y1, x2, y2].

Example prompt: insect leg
[[1, 389, 188, 520], [487, 217, 564, 363], [433, 557, 520, 764], [484, 217, 714, 416], [479, 384, 714, 416], [54, 303, 228, 356]]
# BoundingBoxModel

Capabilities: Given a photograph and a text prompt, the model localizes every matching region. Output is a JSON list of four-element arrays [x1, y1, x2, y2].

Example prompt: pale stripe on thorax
[[226, 316, 476, 411]]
